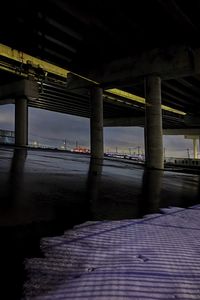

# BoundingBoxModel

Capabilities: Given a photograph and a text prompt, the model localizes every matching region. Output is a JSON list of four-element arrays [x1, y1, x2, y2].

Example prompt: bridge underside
[[0, 68, 193, 131], [1, 0, 200, 167]]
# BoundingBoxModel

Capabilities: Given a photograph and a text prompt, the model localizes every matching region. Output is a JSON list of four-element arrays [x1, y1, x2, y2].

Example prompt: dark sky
[[0, 104, 193, 157]]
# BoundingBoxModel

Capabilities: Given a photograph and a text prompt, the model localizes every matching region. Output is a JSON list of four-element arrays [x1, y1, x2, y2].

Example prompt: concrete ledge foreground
[[24, 205, 200, 299]]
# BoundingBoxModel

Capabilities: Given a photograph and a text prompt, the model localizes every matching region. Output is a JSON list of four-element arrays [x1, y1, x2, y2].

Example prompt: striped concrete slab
[[23, 205, 200, 299]]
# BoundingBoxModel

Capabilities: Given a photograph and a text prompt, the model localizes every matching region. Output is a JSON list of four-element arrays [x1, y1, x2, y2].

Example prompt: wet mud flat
[[0, 146, 199, 299]]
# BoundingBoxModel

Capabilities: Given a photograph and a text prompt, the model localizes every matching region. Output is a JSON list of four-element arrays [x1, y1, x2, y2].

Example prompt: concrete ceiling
[[0, 0, 200, 128]]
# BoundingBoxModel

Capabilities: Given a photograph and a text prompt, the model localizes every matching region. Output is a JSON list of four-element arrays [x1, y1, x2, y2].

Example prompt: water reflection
[[10, 148, 27, 200], [86, 159, 164, 220], [139, 168, 163, 217], [1, 149, 27, 214], [10, 148, 27, 174], [0, 148, 28, 299]]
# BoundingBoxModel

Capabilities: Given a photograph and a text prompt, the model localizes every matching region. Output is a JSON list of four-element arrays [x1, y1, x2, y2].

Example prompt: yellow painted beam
[[0, 43, 186, 116], [106, 88, 145, 104], [0, 43, 69, 78], [106, 88, 186, 116], [161, 104, 186, 115]]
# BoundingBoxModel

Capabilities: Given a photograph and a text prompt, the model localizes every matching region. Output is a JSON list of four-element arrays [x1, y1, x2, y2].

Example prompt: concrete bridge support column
[[90, 86, 104, 160], [199, 137, 200, 158], [145, 75, 163, 169], [193, 138, 198, 159], [15, 97, 28, 147]]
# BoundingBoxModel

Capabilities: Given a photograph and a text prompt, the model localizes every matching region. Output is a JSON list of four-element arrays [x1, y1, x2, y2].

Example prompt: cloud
[[0, 104, 15, 130], [29, 108, 89, 136], [104, 127, 144, 149]]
